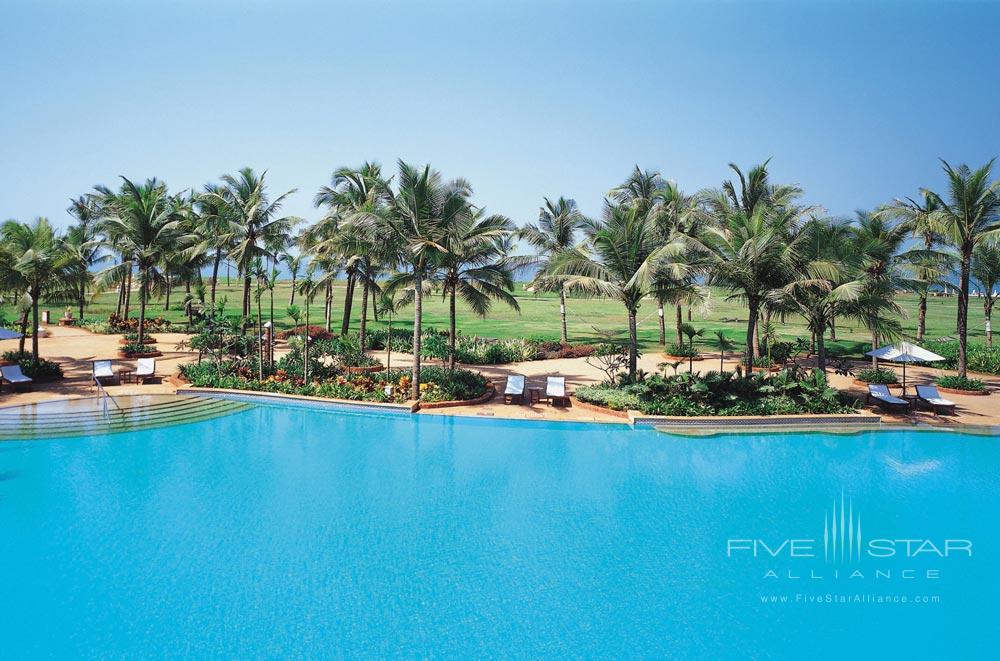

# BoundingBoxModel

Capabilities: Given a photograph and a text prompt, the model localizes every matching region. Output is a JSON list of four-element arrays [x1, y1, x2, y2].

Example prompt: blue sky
[[2, 0, 999, 232]]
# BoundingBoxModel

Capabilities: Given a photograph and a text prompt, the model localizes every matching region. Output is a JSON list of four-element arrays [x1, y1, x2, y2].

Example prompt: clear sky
[[2, 0, 999, 232]]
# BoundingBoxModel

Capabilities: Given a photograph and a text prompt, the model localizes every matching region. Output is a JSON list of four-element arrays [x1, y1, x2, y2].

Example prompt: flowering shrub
[[180, 362, 487, 403], [106, 314, 171, 333], [576, 367, 855, 416], [277, 325, 333, 341], [1, 350, 63, 381]]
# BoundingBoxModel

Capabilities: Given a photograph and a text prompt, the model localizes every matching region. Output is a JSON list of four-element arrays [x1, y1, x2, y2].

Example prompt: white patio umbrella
[[865, 341, 945, 393], [0, 328, 24, 341]]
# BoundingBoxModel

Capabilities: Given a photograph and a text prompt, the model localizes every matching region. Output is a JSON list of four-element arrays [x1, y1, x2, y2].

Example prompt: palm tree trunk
[[289, 273, 297, 306], [627, 306, 638, 380], [269, 288, 275, 366], [675, 304, 683, 346], [242, 274, 251, 317], [411, 270, 423, 400], [257, 293, 264, 381], [325, 282, 333, 333], [917, 294, 927, 341], [341, 269, 356, 336], [359, 278, 370, 356], [164, 274, 171, 311], [115, 265, 125, 317], [17, 300, 29, 354], [745, 300, 758, 373], [817, 325, 827, 373], [78, 281, 86, 321], [303, 300, 310, 382], [124, 265, 132, 319], [137, 273, 148, 345], [30, 287, 40, 365], [210, 248, 222, 308], [871, 329, 879, 367], [986, 298, 994, 348], [958, 250, 971, 378], [449, 284, 457, 370], [657, 302, 665, 346], [828, 315, 837, 341], [687, 306, 692, 322], [560, 287, 569, 344]]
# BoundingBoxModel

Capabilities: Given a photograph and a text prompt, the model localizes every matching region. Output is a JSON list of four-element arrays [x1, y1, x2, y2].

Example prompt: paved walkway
[[2, 325, 998, 427]]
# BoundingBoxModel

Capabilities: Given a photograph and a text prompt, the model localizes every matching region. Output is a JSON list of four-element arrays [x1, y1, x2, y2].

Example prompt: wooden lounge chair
[[93, 360, 117, 386], [0, 364, 34, 391], [867, 384, 909, 413], [915, 385, 957, 415], [504, 374, 525, 404], [135, 358, 157, 384], [546, 376, 570, 407]]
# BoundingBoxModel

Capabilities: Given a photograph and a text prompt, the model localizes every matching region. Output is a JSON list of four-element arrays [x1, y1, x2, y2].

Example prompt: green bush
[[855, 367, 898, 384], [575, 367, 855, 416], [120, 341, 157, 355], [180, 361, 488, 403], [929, 341, 1000, 375], [936, 375, 987, 392], [665, 343, 698, 357], [1, 350, 63, 381]]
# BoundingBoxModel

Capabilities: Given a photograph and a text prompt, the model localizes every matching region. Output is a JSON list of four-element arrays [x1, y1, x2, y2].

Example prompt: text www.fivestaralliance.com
[[760, 593, 941, 605]]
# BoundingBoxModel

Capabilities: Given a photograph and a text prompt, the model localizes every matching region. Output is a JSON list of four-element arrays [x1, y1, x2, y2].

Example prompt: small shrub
[[120, 341, 157, 355], [277, 325, 333, 341], [936, 375, 987, 392], [855, 367, 898, 384], [665, 343, 698, 358], [1, 350, 63, 380]]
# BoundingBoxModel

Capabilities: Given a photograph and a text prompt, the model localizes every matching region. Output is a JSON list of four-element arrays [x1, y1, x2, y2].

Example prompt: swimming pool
[[1, 401, 997, 657]]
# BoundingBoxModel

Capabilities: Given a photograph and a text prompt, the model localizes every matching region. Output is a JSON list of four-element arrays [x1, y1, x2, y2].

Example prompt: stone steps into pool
[[0, 395, 252, 440]]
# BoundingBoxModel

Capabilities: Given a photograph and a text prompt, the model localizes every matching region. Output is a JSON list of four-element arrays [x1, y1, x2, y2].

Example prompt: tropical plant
[[0, 218, 73, 363], [972, 243, 1000, 347], [203, 168, 300, 318], [710, 330, 736, 372], [925, 159, 1000, 377], [96, 178, 187, 344], [519, 197, 587, 344], [549, 196, 689, 380], [381, 161, 472, 399]]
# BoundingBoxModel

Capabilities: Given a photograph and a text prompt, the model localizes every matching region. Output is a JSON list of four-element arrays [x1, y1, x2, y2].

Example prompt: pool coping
[[176, 387, 420, 413]]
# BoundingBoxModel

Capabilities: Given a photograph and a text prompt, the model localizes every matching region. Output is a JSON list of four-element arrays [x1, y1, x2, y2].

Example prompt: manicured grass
[[2, 281, 989, 358]]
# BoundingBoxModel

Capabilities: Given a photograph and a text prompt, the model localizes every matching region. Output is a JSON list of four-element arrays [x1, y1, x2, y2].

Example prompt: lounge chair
[[867, 384, 909, 413], [0, 364, 33, 391], [546, 376, 570, 407], [93, 360, 116, 386], [915, 385, 957, 415], [135, 358, 157, 384], [504, 374, 525, 404]]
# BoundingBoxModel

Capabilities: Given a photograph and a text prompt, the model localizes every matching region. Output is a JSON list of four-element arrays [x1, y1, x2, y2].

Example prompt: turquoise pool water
[[1, 403, 997, 657]]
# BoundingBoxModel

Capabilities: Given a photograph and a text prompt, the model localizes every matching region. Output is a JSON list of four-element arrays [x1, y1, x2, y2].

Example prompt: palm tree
[[437, 209, 519, 368], [519, 197, 587, 344], [925, 159, 1000, 377], [550, 200, 689, 380], [851, 209, 909, 364], [314, 162, 391, 335], [701, 206, 800, 372], [204, 168, 300, 318], [381, 161, 472, 399], [282, 252, 303, 305], [883, 190, 951, 340], [97, 177, 187, 344], [1, 218, 72, 364], [679, 322, 703, 373], [64, 196, 104, 321], [191, 183, 235, 309], [972, 243, 1000, 347], [710, 330, 736, 372]]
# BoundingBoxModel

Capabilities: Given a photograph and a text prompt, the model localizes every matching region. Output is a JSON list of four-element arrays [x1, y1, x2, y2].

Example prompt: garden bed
[[416, 383, 497, 410], [937, 385, 990, 396], [118, 350, 163, 359]]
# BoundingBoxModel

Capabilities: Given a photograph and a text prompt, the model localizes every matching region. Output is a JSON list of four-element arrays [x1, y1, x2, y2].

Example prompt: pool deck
[[2, 324, 999, 427]]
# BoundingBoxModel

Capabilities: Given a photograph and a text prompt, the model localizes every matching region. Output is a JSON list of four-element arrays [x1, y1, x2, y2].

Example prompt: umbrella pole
[[902, 362, 906, 396]]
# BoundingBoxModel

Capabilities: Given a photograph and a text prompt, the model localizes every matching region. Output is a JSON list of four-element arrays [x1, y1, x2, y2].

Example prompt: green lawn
[[1, 281, 989, 358]]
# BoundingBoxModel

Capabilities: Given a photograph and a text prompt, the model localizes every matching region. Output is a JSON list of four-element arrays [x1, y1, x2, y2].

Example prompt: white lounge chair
[[915, 385, 956, 415], [135, 358, 157, 384], [504, 374, 526, 404], [546, 376, 570, 407], [93, 360, 116, 386], [867, 384, 909, 413], [0, 364, 33, 391]]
